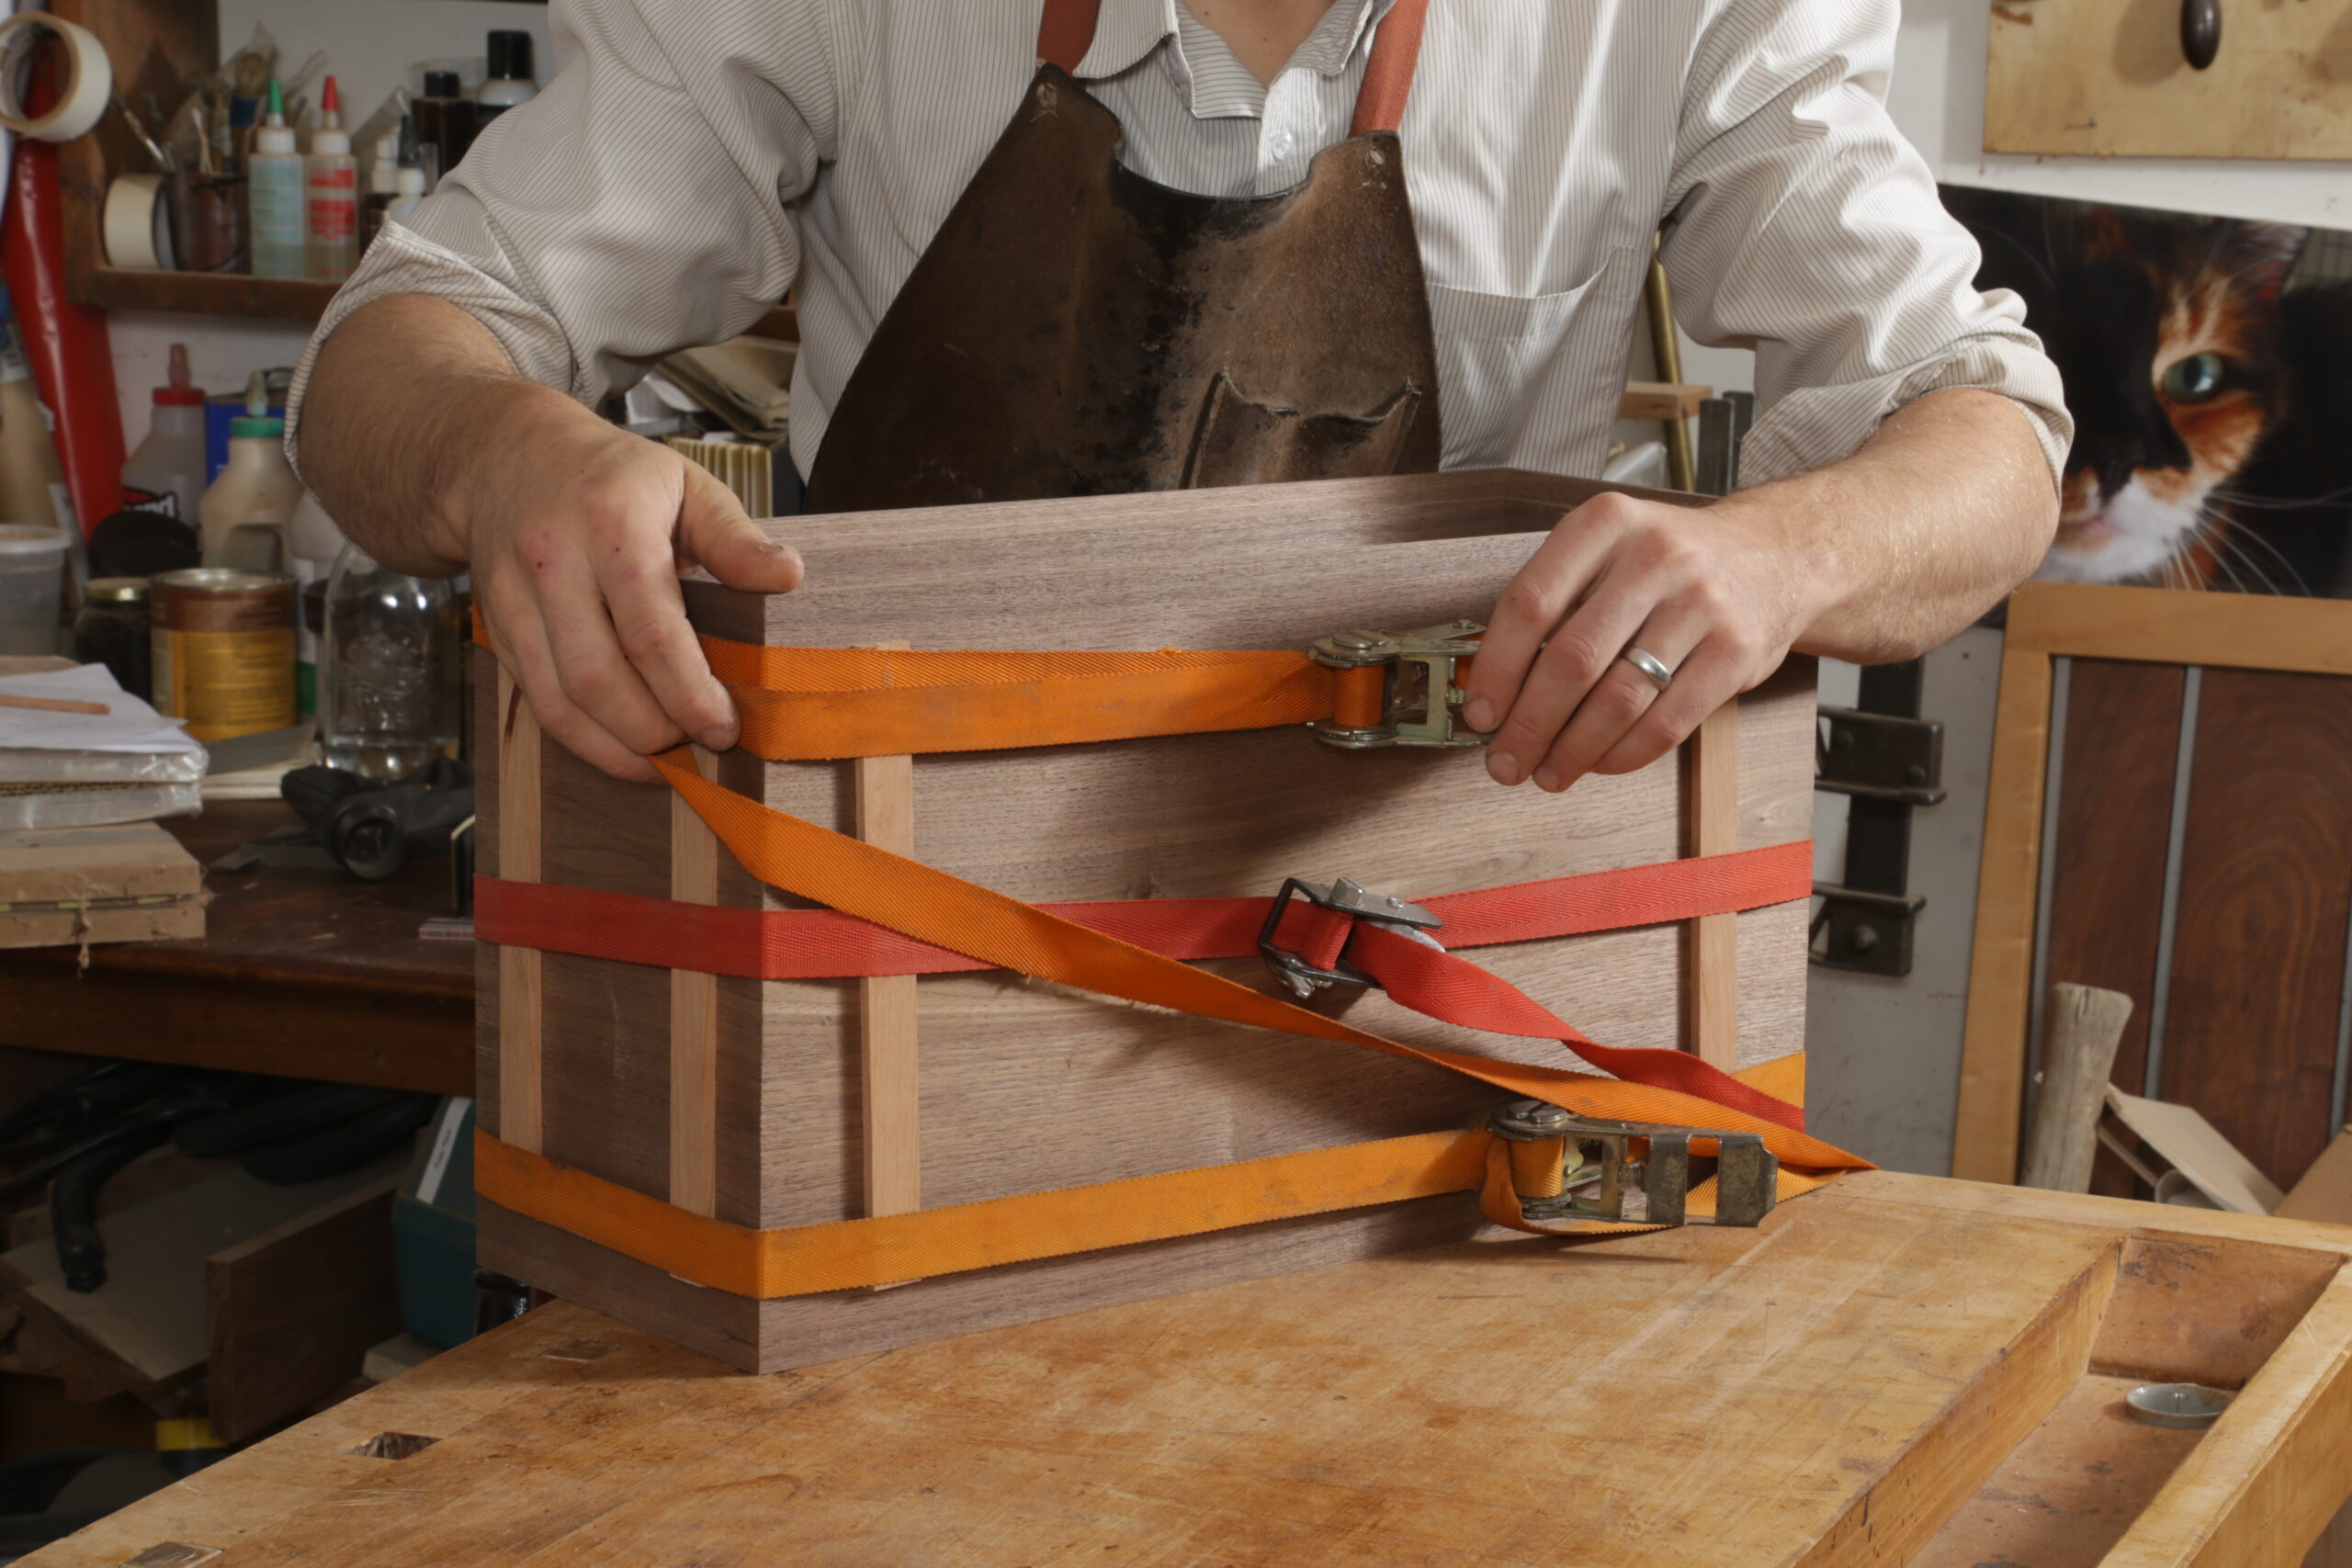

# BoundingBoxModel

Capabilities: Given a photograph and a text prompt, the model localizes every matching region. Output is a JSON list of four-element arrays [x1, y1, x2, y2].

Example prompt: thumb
[[675, 463, 805, 593]]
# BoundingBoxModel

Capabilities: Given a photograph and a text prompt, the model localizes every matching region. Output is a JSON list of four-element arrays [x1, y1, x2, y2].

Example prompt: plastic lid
[[395, 167, 426, 198], [255, 121, 296, 154], [154, 385, 205, 406], [230, 416, 285, 440], [322, 74, 342, 125], [0, 525, 69, 557], [486, 30, 533, 80], [375, 132, 400, 162], [156, 344, 203, 404], [424, 69, 462, 98], [86, 576, 150, 603], [313, 126, 351, 155]]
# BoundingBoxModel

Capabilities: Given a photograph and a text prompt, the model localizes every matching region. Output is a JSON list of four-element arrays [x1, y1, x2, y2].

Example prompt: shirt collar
[[1071, 0, 1395, 93]]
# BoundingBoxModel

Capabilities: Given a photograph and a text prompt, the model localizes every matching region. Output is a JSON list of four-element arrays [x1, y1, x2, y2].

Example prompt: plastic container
[[321, 542, 462, 779], [247, 79, 304, 279], [412, 69, 473, 186], [121, 344, 208, 527], [0, 525, 68, 655], [71, 576, 152, 698], [473, 31, 538, 130], [198, 373, 303, 573], [304, 76, 359, 282]]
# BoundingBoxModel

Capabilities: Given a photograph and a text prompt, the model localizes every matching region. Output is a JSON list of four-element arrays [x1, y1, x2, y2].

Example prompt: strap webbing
[[644, 747, 1853, 1158], [471, 840, 1813, 982], [474, 1056, 1833, 1299], [707, 639, 1385, 761]]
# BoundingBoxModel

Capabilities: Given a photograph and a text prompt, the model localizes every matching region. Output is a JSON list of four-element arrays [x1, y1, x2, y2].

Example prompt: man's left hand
[[1461, 489, 1823, 793]]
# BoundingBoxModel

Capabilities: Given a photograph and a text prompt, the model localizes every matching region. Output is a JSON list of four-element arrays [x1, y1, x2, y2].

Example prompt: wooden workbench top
[[26, 1171, 2352, 1567]]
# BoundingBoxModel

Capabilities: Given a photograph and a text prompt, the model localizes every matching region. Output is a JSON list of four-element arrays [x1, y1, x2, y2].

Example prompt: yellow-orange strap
[[475, 1055, 1833, 1299]]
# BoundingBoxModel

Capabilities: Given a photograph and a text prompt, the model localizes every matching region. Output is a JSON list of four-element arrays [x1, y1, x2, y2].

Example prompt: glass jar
[[320, 544, 461, 779], [71, 576, 152, 698]]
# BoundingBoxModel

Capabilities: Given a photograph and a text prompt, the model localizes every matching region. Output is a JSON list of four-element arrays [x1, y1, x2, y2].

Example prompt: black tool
[[278, 757, 475, 882], [2182, 0, 2220, 69]]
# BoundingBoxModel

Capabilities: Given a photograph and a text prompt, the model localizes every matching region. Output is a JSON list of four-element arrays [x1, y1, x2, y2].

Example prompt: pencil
[[0, 693, 110, 716]]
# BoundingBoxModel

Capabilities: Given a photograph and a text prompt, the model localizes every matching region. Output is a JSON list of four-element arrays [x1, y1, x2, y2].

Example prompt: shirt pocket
[[1427, 245, 1640, 472]]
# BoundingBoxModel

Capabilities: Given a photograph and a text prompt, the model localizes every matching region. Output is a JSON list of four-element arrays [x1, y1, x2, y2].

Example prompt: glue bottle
[[247, 79, 304, 279], [120, 344, 208, 526], [199, 373, 304, 574], [304, 75, 359, 281], [385, 114, 427, 229], [362, 129, 401, 252]]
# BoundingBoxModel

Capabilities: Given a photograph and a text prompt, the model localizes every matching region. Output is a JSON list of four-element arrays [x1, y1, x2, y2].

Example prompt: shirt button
[[1270, 130, 1296, 162]]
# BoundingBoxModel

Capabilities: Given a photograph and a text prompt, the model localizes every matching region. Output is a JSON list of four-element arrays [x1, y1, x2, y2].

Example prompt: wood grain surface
[[2046, 660, 2185, 1101], [476, 469, 1817, 1369], [28, 1171, 2352, 1568], [668, 747, 720, 1216], [2160, 670, 2352, 1191], [1986, 0, 2352, 162]]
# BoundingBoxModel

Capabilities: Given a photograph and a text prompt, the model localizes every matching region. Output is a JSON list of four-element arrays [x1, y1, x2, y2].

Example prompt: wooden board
[[2160, 670, 2352, 1191], [27, 1171, 2352, 1568], [0, 823, 205, 949], [1985, 0, 2352, 161], [472, 469, 1818, 1370], [1956, 584, 2352, 1189], [205, 1179, 402, 1443]]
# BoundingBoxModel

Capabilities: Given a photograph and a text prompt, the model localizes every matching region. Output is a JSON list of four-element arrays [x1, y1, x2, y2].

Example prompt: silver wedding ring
[[1622, 646, 1674, 692]]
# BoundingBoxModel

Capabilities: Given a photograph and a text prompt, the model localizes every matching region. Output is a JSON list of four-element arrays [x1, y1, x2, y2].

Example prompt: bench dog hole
[[350, 1432, 439, 1461]]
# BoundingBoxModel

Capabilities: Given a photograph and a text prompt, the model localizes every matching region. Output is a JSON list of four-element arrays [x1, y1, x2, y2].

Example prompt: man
[[292, 0, 2066, 791]]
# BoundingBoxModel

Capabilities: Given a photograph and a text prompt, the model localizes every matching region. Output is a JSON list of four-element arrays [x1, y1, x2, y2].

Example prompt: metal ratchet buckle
[[1258, 876, 1442, 999], [1309, 620, 1491, 750], [1487, 1100, 1780, 1229]]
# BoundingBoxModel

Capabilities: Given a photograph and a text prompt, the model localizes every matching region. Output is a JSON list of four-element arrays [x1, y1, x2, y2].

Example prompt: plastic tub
[[0, 525, 68, 656]]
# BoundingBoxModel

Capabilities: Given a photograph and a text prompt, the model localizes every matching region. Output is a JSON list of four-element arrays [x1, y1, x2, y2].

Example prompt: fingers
[[480, 576, 661, 784], [1460, 497, 1626, 738], [584, 475, 741, 751], [1482, 568, 1648, 787], [1590, 638, 1748, 778], [678, 464, 804, 593], [1526, 604, 1709, 792]]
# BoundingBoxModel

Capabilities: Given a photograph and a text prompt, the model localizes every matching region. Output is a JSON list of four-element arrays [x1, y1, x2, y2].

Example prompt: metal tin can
[[149, 568, 296, 741]]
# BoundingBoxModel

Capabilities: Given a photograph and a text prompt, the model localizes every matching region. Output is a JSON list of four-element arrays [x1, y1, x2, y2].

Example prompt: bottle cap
[[230, 415, 284, 440], [321, 74, 343, 128], [155, 344, 204, 406], [395, 167, 426, 199], [312, 125, 351, 155], [255, 79, 296, 154], [423, 69, 462, 98], [486, 30, 533, 81]]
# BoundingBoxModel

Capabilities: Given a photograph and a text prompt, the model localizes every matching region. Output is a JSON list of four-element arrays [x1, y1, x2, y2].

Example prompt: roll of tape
[[103, 174, 173, 270], [0, 13, 111, 144]]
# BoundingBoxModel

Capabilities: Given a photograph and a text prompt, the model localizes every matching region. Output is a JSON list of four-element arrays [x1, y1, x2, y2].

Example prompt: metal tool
[[2127, 1382, 2232, 1428], [1308, 621, 1489, 749], [1487, 1099, 1780, 1228], [1258, 874, 1442, 998]]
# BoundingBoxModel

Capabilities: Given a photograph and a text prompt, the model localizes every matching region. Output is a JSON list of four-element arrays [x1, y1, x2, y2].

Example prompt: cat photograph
[[1940, 186, 2352, 597]]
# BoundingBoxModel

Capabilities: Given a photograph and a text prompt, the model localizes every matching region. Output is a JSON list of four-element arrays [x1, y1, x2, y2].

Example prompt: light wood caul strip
[[858, 644, 922, 1228], [668, 746, 719, 1216], [1689, 698, 1740, 1068], [495, 669, 544, 1152]]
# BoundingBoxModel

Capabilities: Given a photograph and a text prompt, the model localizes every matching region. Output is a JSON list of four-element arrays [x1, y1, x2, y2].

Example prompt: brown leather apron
[[802, 0, 1441, 513]]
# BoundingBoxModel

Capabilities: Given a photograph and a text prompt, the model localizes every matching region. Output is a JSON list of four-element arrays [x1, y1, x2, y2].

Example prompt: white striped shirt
[[288, 0, 2070, 494]]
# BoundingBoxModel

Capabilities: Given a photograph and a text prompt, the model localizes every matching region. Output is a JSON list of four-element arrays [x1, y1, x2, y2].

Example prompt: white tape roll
[[103, 174, 173, 269], [0, 13, 110, 144]]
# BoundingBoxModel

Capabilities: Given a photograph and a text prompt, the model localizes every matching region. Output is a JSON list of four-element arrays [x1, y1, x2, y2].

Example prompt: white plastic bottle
[[120, 344, 208, 526], [473, 31, 539, 129], [386, 164, 427, 228], [199, 373, 304, 574], [363, 130, 400, 252], [288, 490, 346, 717], [248, 79, 304, 279], [305, 75, 359, 281]]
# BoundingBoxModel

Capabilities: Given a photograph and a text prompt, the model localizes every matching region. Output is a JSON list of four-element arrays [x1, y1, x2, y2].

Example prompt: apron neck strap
[[1037, 0, 1432, 135], [1038, 0, 1102, 73], [1351, 0, 1431, 137]]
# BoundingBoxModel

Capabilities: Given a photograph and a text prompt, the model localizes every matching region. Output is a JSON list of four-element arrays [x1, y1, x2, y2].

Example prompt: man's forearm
[[1742, 388, 2060, 664], [300, 294, 587, 576]]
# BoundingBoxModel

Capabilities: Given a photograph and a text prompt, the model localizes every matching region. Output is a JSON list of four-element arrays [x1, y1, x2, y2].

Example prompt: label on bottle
[[119, 486, 182, 521], [151, 626, 297, 741], [250, 161, 307, 275], [47, 480, 75, 536], [0, 333, 29, 384]]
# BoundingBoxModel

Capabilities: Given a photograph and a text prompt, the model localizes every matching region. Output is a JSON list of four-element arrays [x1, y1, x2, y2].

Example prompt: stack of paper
[[0, 661, 207, 830]]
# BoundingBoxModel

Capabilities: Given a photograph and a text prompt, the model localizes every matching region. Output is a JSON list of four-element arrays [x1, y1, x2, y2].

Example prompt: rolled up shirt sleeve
[[286, 0, 841, 469], [1658, 0, 2071, 491]]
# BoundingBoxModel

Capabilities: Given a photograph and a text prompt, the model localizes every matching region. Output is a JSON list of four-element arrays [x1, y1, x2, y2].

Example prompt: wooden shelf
[[74, 267, 340, 321]]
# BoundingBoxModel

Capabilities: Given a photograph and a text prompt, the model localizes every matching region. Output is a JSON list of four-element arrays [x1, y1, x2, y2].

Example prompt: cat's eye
[[2159, 352, 2228, 403]]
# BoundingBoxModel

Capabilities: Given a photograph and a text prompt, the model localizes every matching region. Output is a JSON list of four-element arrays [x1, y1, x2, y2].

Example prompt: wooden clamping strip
[[495, 668, 544, 1152], [1688, 698, 1740, 1070], [857, 645, 922, 1228], [668, 745, 719, 1217]]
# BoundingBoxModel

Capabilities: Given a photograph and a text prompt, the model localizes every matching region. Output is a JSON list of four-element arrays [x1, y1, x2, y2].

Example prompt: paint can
[[149, 568, 296, 741]]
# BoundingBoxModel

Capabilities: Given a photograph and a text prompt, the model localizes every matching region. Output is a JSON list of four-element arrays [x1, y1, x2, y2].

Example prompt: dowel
[[2019, 982, 2133, 1192], [857, 645, 922, 1229], [495, 669, 544, 1153], [668, 745, 719, 1217], [1689, 698, 1740, 1069]]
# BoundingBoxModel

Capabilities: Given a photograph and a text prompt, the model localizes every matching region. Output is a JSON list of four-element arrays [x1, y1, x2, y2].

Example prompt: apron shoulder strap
[[1040, 0, 1432, 135], [1351, 0, 1433, 137], [1038, 0, 1102, 73]]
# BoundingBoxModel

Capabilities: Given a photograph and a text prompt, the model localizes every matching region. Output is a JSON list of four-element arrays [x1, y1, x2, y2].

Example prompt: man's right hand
[[300, 296, 803, 783]]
